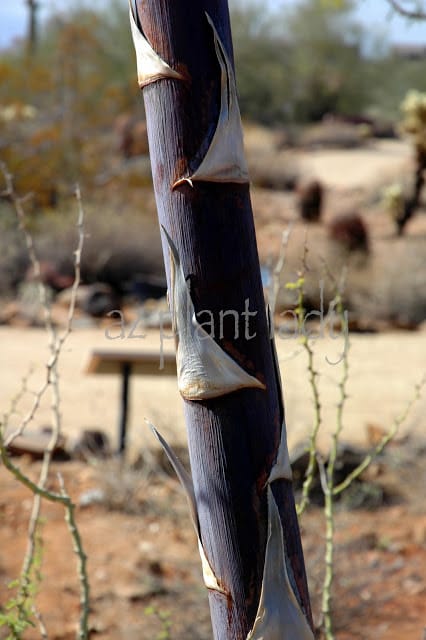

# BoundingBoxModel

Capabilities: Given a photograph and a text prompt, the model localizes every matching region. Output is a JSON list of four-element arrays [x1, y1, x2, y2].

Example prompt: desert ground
[[0, 325, 425, 455], [1, 139, 425, 639]]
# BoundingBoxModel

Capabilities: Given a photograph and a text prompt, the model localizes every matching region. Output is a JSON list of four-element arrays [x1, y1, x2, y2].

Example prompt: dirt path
[[1, 137, 425, 640], [1, 326, 424, 456], [294, 139, 413, 189], [0, 451, 425, 640]]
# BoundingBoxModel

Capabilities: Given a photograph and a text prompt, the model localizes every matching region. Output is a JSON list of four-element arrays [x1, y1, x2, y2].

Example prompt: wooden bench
[[86, 349, 176, 453]]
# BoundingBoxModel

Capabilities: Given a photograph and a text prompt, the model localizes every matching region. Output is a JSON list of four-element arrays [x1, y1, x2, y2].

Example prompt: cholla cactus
[[394, 91, 426, 234], [400, 90, 426, 153], [382, 182, 405, 222]]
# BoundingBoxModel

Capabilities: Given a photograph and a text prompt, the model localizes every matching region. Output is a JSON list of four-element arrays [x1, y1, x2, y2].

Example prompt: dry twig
[[387, 0, 426, 19], [0, 164, 89, 640]]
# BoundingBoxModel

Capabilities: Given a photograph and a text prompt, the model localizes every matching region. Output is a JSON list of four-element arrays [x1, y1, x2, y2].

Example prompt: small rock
[[56, 284, 120, 318], [139, 540, 154, 554], [402, 574, 425, 596], [0, 301, 20, 325], [83, 284, 121, 318], [148, 560, 165, 577], [342, 531, 378, 552], [68, 429, 111, 461], [297, 179, 324, 222], [5, 429, 70, 461], [114, 582, 166, 601], [78, 488, 105, 508], [88, 619, 107, 634], [328, 212, 369, 253]]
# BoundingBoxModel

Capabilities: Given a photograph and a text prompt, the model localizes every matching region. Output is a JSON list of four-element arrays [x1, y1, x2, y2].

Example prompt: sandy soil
[[1, 325, 424, 457], [1, 138, 425, 639], [294, 139, 413, 190], [0, 445, 425, 640]]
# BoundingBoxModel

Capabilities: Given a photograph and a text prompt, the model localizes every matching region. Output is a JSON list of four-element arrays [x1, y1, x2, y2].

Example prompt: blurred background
[[1, 4, 425, 638], [0, 0, 425, 328]]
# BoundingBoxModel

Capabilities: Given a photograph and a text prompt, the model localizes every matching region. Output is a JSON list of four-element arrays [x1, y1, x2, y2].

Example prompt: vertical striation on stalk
[[130, 2, 313, 637]]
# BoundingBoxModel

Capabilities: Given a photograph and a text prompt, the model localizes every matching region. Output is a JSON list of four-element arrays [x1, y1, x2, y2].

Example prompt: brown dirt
[[1, 138, 426, 639], [0, 450, 425, 640]]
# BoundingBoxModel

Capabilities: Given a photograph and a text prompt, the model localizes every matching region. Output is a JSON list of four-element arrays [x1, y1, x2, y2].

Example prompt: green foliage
[[382, 182, 405, 221], [232, 0, 371, 123], [283, 0, 369, 121], [144, 606, 173, 640], [2, 0, 426, 208], [367, 55, 426, 121], [0, 527, 44, 639], [0, 579, 36, 640], [231, 3, 293, 124], [231, 0, 426, 125], [0, 0, 140, 206], [281, 253, 425, 639]]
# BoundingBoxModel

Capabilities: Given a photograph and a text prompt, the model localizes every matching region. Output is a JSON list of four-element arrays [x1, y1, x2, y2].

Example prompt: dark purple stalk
[[133, 2, 312, 637]]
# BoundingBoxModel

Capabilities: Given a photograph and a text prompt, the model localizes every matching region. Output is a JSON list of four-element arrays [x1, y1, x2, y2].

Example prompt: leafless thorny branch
[[295, 283, 322, 517], [387, 0, 426, 19], [0, 432, 90, 639], [271, 228, 424, 639], [33, 606, 49, 640], [0, 163, 89, 640], [319, 292, 349, 640], [268, 231, 320, 516], [333, 373, 426, 496], [293, 241, 331, 518], [1, 164, 84, 447], [267, 224, 293, 315]]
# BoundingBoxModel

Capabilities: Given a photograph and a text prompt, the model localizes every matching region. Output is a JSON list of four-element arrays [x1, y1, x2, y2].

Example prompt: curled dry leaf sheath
[[162, 226, 265, 400], [148, 422, 226, 595], [173, 13, 249, 187], [247, 487, 314, 640], [129, 1, 183, 88]]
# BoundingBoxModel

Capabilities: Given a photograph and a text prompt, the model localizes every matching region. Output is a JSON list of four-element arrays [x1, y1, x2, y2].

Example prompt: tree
[[384, 0, 426, 18], [230, 0, 373, 124], [283, 0, 369, 121], [130, 1, 313, 637], [25, 0, 39, 55], [320, 0, 426, 18], [230, 3, 293, 124]]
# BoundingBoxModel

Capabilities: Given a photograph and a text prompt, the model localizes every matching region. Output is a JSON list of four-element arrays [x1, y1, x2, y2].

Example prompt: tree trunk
[[130, 2, 313, 638], [26, 0, 38, 56]]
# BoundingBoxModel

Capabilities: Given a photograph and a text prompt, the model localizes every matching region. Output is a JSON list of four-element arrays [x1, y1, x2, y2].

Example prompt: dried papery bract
[[197, 539, 227, 594], [148, 422, 226, 595], [163, 225, 266, 400], [247, 487, 314, 640], [148, 422, 197, 526], [129, 1, 183, 88], [267, 422, 292, 483], [173, 13, 249, 187], [0, 168, 90, 639], [267, 305, 292, 483]]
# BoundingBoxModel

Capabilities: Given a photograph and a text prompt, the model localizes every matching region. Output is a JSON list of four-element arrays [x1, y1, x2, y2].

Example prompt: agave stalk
[[130, 2, 313, 638]]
